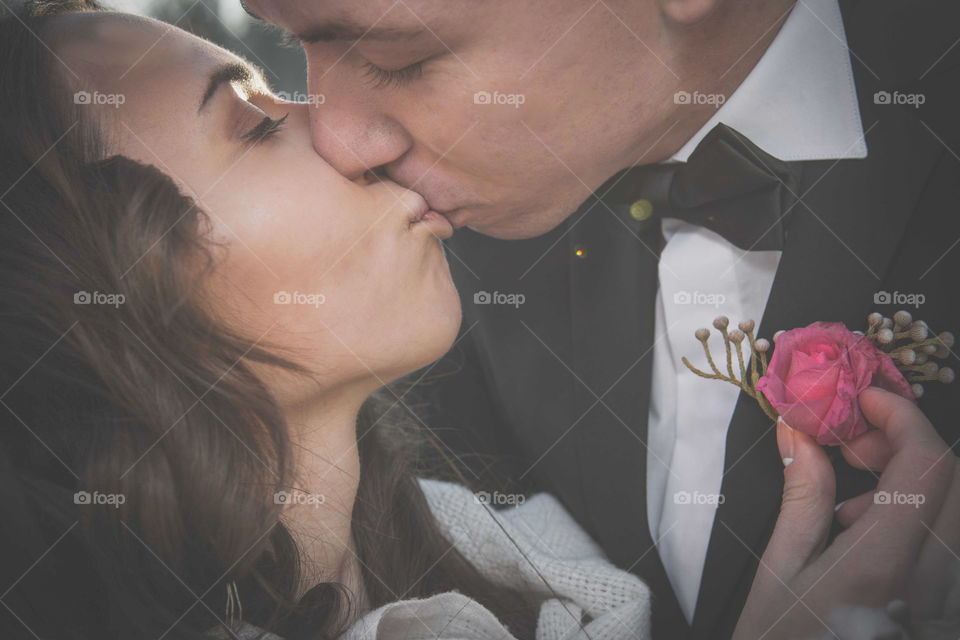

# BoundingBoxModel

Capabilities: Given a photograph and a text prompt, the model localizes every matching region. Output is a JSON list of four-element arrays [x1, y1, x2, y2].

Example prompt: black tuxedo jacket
[[408, 1, 960, 638]]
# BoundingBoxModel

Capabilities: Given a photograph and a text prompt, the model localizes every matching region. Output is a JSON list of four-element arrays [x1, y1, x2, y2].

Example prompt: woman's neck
[[280, 391, 370, 618]]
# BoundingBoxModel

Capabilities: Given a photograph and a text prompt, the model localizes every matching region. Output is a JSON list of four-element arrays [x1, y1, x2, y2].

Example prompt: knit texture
[[210, 478, 652, 639], [340, 479, 651, 640]]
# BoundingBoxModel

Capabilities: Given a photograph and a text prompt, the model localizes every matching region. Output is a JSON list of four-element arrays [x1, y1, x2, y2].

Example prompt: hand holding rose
[[734, 387, 960, 640]]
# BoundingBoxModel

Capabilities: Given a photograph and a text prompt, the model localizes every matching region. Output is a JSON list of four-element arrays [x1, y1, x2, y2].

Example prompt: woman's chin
[[418, 302, 462, 370], [402, 295, 462, 378]]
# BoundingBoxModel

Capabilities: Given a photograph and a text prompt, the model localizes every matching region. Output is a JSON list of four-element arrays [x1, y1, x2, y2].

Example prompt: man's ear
[[656, 0, 722, 25]]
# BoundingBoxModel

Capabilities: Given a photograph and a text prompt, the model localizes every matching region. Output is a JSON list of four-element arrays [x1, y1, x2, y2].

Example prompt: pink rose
[[756, 321, 915, 445]]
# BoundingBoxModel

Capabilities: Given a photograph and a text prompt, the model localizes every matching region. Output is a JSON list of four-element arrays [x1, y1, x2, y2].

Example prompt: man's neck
[[641, 0, 796, 164]]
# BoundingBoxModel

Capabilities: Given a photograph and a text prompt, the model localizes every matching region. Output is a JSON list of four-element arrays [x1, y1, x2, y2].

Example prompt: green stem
[[719, 327, 735, 379], [734, 339, 748, 389], [700, 339, 722, 377]]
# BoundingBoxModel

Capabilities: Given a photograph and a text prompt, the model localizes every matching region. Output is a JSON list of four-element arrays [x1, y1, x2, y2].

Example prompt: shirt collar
[[668, 0, 867, 163]]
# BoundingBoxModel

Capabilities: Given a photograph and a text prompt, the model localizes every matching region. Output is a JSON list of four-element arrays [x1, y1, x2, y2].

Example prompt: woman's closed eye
[[241, 113, 289, 145]]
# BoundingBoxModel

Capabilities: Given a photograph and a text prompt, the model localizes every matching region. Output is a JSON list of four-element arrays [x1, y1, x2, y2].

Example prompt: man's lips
[[432, 207, 470, 229]]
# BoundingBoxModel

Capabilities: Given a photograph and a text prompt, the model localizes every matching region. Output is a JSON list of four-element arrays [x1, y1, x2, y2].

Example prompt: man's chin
[[443, 205, 570, 241]]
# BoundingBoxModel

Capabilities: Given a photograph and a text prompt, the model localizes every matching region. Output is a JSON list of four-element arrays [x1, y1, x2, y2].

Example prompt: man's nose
[[305, 91, 412, 181]]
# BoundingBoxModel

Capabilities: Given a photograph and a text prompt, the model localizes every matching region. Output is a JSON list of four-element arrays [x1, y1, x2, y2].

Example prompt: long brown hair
[[0, 2, 537, 638]]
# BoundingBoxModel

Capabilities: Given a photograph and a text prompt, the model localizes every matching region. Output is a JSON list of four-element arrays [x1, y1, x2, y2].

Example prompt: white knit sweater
[[213, 478, 959, 640], [213, 478, 653, 640]]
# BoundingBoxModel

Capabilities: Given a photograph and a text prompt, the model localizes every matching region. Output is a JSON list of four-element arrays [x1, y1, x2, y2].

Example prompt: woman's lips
[[411, 210, 454, 239], [407, 196, 455, 239]]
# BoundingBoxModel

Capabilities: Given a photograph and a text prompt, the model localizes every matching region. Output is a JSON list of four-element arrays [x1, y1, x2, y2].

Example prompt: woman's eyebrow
[[199, 62, 264, 112], [239, 0, 422, 44]]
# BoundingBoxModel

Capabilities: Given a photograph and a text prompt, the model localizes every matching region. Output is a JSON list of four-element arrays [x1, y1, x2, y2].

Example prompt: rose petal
[[755, 320, 914, 446]]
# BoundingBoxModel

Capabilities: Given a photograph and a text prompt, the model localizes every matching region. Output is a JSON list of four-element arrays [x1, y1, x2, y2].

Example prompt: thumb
[[759, 417, 837, 581]]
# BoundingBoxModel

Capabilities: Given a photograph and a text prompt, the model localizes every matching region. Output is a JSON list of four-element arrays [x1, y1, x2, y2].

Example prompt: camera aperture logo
[[74, 290, 125, 308], [274, 490, 326, 507], [273, 290, 326, 308], [874, 290, 924, 309], [673, 490, 725, 505], [474, 290, 525, 308], [672, 290, 726, 309], [874, 490, 925, 508], [473, 90, 525, 109], [73, 91, 125, 109], [74, 490, 126, 509], [275, 91, 325, 106], [873, 91, 925, 109], [673, 90, 726, 109], [474, 490, 526, 506]]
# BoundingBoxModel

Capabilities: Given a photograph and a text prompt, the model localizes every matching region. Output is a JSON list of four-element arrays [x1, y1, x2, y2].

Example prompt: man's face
[[243, 0, 687, 239]]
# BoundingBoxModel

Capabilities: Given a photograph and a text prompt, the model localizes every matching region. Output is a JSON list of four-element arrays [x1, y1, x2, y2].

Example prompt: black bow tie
[[600, 124, 800, 251]]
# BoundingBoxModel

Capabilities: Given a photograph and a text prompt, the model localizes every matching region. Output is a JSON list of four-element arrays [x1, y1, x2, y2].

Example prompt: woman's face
[[54, 13, 461, 406]]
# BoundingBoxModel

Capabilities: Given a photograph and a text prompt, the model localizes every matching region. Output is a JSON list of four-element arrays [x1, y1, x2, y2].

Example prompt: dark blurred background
[[11, 0, 308, 94]]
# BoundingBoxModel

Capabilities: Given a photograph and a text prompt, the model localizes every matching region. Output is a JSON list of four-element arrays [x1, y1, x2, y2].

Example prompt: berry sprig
[[862, 310, 955, 398]]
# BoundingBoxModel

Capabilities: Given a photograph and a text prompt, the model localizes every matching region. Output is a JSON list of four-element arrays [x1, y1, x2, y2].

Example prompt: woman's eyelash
[[241, 113, 289, 144], [361, 61, 424, 89]]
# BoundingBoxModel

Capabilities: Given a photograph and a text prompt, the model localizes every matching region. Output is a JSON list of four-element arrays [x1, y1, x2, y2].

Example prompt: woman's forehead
[[50, 12, 236, 91]]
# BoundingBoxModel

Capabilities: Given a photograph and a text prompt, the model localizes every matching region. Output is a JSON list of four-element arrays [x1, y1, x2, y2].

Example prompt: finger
[[858, 386, 949, 457], [834, 491, 875, 528], [910, 456, 960, 619], [858, 387, 953, 518], [840, 428, 893, 472], [831, 387, 953, 587], [759, 417, 837, 582]]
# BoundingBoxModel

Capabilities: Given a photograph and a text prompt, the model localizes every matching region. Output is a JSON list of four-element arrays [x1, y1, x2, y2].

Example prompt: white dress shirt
[[645, 0, 868, 623]]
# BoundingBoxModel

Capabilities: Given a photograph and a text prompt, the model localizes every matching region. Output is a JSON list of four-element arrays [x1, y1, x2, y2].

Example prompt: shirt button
[[629, 199, 654, 222]]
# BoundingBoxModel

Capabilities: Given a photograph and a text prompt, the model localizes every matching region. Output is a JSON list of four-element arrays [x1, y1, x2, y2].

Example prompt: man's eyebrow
[[238, 2, 421, 43], [199, 62, 262, 112]]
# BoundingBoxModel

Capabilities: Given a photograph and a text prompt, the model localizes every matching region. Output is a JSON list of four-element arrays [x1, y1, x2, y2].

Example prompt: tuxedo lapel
[[566, 195, 691, 636], [690, 79, 944, 640], [450, 221, 586, 512]]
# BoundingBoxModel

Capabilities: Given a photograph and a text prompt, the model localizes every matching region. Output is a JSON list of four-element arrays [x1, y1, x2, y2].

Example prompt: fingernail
[[834, 500, 846, 512], [777, 416, 795, 468]]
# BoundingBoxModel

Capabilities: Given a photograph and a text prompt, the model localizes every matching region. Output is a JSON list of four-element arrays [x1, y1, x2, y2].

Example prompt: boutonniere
[[682, 311, 955, 445]]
